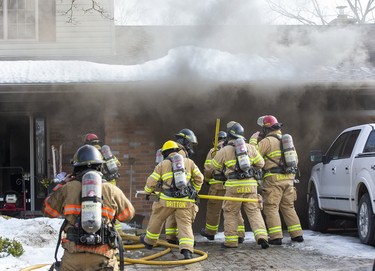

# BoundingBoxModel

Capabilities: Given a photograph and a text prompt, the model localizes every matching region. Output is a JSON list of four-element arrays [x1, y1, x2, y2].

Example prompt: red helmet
[[257, 115, 282, 129], [84, 133, 100, 144]]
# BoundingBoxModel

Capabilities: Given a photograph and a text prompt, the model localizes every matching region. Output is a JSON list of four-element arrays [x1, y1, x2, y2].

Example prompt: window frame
[[363, 130, 375, 153], [0, 0, 39, 41], [325, 129, 360, 163]]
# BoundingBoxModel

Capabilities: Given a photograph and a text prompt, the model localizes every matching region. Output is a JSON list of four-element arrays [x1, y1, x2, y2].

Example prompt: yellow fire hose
[[121, 235, 208, 265], [136, 190, 262, 203], [19, 264, 51, 271], [198, 194, 261, 203], [20, 234, 208, 270]]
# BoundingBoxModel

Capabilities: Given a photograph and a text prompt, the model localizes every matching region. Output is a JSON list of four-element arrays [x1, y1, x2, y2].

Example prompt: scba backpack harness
[[265, 134, 298, 174], [101, 145, 120, 181], [228, 138, 262, 180], [160, 153, 197, 200]]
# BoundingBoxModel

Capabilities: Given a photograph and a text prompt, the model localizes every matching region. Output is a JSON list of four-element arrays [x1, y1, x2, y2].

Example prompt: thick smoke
[[3, 0, 375, 228], [100, 80, 375, 227], [115, 0, 266, 26]]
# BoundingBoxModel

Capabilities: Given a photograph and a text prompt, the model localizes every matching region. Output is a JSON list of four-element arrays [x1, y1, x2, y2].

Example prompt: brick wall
[[104, 111, 155, 227], [48, 107, 156, 227]]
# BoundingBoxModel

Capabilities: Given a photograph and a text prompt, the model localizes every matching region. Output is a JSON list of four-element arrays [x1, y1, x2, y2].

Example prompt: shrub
[[0, 236, 24, 257]]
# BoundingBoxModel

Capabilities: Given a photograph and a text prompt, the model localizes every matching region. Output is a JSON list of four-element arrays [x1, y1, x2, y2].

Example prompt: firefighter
[[164, 128, 198, 244], [200, 131, 246, 242], [84, 133, 124, 235], [43, 145, 135, 271], [250, 115, 303, 245], [84, 133, 121, 186], [210, 121, 269, 249], [140, 140, 204, 259]]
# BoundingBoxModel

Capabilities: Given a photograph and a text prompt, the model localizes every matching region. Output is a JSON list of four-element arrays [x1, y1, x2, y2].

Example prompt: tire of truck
[[308, 187, 329, 232], [358, 193, 375, 245]]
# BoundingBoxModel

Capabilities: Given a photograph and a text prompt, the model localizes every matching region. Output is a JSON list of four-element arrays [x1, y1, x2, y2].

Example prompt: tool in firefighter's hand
[[52, 144, 63, 180], [135, 190, 262, 203], [135, 190, 155, 199], [212, 118, 220, 156], [52, 145, 57, 178]]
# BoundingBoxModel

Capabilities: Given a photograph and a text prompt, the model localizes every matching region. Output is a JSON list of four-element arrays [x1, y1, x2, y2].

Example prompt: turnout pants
[[165, 214, 178, 241], [60, 250, 118, 271], [145, 201, 198, 253], [204, 183, 245, 238], [223, 185, 267, 247], [262, 177, 303, 240]]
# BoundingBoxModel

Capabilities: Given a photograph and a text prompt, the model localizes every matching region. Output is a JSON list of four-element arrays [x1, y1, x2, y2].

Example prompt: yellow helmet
[[162, 140, 179, 152]]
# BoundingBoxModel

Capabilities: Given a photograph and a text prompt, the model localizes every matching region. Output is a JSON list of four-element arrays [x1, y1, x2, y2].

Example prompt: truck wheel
[[358, 193, 375, 245], [308, 188, 329, 232]]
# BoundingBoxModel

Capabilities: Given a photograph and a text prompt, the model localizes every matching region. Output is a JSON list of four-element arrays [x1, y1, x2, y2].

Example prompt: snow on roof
[[1, 46, 374, 84]]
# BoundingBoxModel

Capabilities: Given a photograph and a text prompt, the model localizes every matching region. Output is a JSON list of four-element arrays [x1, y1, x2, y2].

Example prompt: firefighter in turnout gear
[[43, 145, 135, 271], [250, 115, 303, 245], [200, 131, 246, 242], [141, 140, 204, 259], [84, 133, 124, 235], [84, 133, 121, 186], [211, 122, 269, 249], [164, 128, 198, 244]]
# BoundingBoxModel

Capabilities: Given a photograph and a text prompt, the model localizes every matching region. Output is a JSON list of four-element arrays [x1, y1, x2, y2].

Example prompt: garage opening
[[0, 115, 31, 215]]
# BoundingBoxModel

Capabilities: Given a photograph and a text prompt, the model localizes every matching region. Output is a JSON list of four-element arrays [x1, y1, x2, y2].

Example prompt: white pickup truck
[[308, 123, 375, 245]]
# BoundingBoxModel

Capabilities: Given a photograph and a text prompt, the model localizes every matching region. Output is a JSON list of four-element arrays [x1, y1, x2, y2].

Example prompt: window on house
[[0, 1, 3, 39], [0, 0, 38, 40]]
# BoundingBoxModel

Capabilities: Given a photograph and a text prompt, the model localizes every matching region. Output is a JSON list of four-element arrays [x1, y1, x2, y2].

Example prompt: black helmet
[[226, 122, 244, 139], [72, 145, 105, 167], [175, 128, 198, 157], [218, 131, 227, 142], [175, 128, 198, 144]]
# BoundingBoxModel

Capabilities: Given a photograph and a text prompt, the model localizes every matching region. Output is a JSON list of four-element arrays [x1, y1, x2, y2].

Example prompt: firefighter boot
[[221, 243, 237, 249], [200, 228, 215, 240], [291, 236, 304, 242], [258, 238, 270, 249], [167, 238, 179, 245], [140, 235, 153, 250], [238, 237, 245, 244], [269, 238, 283, 245], [181, 249, 192, 259]]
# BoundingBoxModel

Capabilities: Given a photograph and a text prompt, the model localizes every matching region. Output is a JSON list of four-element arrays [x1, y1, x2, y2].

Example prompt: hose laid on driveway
[[20, 234, 208, 270], [20, 192, 260, 270], [121, 234, 208, 265]]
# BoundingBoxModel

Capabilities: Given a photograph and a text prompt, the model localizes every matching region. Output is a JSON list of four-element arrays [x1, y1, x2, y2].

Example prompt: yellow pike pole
[[135, 191, 261, 203], [212, 118, 220, 156]]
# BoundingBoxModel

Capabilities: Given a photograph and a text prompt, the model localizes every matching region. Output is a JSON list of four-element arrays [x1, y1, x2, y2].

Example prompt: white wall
[[0, 0, 115, 59]]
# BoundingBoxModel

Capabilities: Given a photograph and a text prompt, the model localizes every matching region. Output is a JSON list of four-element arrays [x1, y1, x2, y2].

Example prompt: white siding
[[0, 0, 115, 59]]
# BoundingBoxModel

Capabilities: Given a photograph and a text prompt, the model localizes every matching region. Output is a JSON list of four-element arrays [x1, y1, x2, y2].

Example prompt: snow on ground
[[0, 216, 374, 271], [1, 46, 375, 84]]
